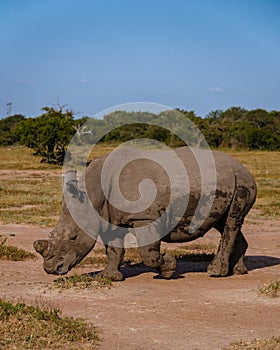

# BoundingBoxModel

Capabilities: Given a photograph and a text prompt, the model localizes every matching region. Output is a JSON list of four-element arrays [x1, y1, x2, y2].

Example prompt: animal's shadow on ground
[[118, 255, 280, 279], [69, 255, 280, 282], [245, 255, 280, 272]]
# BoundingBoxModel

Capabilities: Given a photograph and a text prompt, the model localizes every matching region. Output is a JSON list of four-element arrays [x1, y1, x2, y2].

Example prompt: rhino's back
[[85, 147, 256, 231]]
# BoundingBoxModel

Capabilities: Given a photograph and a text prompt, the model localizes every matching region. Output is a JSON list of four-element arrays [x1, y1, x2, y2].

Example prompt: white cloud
[[208, 87, 223, 93], [80, 78, 89, 84]]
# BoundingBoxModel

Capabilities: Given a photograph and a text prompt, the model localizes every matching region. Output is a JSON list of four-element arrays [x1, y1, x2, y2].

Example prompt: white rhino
[[34, 147, 257, 281]]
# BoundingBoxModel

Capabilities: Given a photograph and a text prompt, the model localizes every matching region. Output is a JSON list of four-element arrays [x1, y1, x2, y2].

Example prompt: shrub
[[16, 107, 76, 165], [0, 236, 35, 261]]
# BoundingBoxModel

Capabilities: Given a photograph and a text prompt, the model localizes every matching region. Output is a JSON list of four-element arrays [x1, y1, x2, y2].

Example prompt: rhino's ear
[[66, 181, 79, 197], [63, 171, 86, 203], [63, 170, 77, 185], [65, 181, 86, 203]]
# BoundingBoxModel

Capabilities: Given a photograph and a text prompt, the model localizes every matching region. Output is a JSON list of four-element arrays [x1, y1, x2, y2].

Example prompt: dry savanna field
[[0, 146, 279, 350]]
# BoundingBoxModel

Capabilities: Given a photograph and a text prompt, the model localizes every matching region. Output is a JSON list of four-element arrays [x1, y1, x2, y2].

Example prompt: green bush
[[0, 114, 25, 146], [16, 107, 76, 165]]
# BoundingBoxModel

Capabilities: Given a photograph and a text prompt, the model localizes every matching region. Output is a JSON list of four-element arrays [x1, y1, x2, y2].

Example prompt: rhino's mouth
[[45, 257, 82, 275], [43, 250, 88, 275], [56, 264, 67, 275], [44, 257, 70, 275], [44, 263, 69, 275]]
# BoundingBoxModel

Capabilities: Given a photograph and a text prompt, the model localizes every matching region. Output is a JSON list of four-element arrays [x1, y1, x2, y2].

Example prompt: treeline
[[98, 107, 280, 150], [0, 106, 279, 165], [201, 107, 280, 150]]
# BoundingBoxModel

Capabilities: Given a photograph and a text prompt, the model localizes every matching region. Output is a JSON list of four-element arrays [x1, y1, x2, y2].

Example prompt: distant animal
[[34, 147, 257, 280]]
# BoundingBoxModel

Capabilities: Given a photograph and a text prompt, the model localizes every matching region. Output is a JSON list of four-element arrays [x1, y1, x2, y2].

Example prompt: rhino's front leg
[[138, 241, 176, 279], [133, 221, 176, 278], [98, 236, 125, 281]]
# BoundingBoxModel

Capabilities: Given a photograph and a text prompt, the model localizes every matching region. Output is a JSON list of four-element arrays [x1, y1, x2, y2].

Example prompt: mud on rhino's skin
[[33, 146, 257, 281]]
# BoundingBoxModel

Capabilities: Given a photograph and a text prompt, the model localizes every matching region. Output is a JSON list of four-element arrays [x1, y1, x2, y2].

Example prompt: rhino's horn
[[33, 240, 49, 256]]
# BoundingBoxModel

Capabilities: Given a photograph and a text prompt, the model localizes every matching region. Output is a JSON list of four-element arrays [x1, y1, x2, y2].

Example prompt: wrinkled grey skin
[[34, 147, 257, 281]]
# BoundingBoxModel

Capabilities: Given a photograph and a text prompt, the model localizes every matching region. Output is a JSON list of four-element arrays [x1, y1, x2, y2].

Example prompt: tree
[[0, 114, 25, 145], [16, 106, 76, 164]]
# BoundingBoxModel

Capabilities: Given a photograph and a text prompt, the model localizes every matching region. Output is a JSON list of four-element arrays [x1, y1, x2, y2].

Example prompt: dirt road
[[0, 218, 279, 349]]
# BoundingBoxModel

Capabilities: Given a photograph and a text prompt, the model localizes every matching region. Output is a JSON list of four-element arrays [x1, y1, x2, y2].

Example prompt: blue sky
[[0, 0, 279, 118]]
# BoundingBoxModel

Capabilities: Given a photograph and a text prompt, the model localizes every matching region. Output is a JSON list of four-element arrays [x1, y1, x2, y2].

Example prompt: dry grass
[[0, 299, 99, 350], [0, 147, 62, 226], [0, 146, 279, 226], [0, 146, 61, 170], [166, 242, 217, 253], [78, 247, 143, 268], [54, 273, 112, 290], [0, 236, 35, 261], [0, 145, 116, 226], [78, 248, 108, 267], [228, 151, 280, 220], [161, 242, 216, 262], [0, 172, 62, 226], [258, 278, 280, 297], [223, 336, 280, 350]]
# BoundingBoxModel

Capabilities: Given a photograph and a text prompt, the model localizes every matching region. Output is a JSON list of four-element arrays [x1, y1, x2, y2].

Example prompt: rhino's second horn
[[33, 240, 49, 256]]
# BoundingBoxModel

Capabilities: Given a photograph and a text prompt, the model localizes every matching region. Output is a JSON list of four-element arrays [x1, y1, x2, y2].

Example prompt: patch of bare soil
[[0, 219, 279, 350]]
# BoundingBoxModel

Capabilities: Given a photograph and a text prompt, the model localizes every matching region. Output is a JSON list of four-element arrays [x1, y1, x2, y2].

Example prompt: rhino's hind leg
[[231, 231, 248, 275], [208, 230, 248, 276], [160, 252, 177, 279], [138, 241, 176, 279], [98, 236, 125, 281], [208, 185, 253, 277]]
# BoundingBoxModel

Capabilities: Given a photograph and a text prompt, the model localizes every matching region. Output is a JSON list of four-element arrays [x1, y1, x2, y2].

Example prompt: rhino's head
[[33, 225, 95, 275], [33, 170, 97, 275]]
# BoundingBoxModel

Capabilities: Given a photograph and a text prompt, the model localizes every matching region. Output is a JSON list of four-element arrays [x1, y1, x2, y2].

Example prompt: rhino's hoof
[[98, 270, 124, 282], [207, 263, 221, 277], [233, 259, 248, 275], [159, 254, 176, 279], [207, 262, 229, 277]]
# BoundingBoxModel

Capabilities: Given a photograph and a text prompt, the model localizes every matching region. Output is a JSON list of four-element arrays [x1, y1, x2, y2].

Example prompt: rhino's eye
[[70, 234, 78, 241]]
